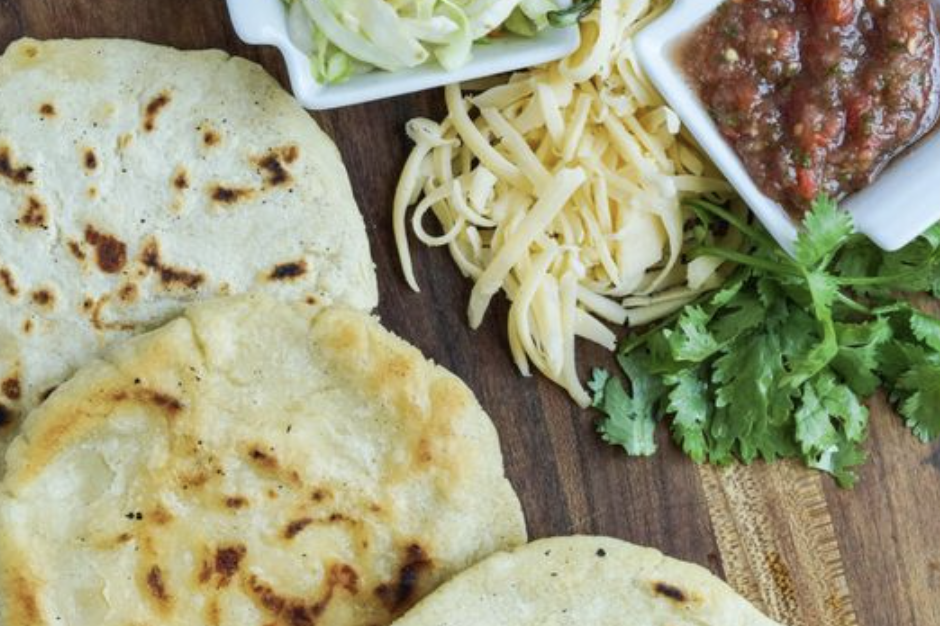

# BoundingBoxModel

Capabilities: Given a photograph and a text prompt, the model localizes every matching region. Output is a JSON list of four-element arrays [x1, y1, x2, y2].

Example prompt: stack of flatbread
[[0, 39, 783, 626], [0, 38, 377, 455]]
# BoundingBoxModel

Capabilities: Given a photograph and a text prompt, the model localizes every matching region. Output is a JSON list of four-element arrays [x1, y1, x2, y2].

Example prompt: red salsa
[[682, 0, 940, 213]]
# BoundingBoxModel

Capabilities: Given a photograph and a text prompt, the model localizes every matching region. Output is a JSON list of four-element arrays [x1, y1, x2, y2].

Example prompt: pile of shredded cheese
[[394, 0, 735, 406]]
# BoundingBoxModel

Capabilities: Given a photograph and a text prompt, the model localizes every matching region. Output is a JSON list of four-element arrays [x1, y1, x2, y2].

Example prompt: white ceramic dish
[[635, 0, 940, 251], [225, 0, 581, 110]]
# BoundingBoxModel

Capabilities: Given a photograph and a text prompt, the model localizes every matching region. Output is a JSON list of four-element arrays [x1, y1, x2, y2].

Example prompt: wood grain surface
[[2, 1, 939, 624]]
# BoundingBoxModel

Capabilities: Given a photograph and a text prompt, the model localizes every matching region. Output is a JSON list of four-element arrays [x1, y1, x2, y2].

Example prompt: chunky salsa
[[682, 0, 940, 213]]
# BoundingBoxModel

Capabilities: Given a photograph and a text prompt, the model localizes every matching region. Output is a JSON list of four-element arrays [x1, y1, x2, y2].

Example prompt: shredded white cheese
[[394, 0, 735, 406]]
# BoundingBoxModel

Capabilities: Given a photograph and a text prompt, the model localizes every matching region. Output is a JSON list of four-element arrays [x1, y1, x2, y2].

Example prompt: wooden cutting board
[[2, 1, 939, 624]]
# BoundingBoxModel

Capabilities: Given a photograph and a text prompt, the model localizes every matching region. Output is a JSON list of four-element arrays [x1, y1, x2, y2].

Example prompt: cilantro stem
[[620, 312, 683, 353], [838, 268, 933, 288], [686, 200, 777, 249], [692, 246, 800, 277], [835, 292, 871, 315]]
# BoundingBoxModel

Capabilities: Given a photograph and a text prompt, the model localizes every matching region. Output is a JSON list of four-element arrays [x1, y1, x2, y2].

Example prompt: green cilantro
[[897, 364, 940, 441], [793, 194, 853, 266], [591, 195, 940, 486], [665, 368, 711, 463], [665, 306, 721, 362], [591, 357, 663, 457]]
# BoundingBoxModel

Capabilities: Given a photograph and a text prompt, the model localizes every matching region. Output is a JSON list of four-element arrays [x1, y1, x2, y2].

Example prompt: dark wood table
[[3, 1, 938, 624]]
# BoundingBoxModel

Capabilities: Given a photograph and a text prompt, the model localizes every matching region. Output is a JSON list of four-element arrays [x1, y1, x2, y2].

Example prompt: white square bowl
[[635, 0, 940, 251], [225, 0, 581, 110]]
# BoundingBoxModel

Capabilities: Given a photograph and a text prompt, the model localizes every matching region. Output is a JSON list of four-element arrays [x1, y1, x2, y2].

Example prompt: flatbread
[[0, 294, 526, 626], [391, 536, 782, 626], [0, 38, 377, 459]]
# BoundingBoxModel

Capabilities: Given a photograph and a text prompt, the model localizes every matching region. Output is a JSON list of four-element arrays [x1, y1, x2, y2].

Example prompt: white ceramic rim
[[225, 0, 581, 110]]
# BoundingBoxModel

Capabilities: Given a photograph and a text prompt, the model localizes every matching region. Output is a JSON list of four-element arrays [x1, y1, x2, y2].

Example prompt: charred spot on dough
[[283, 145, 300, 164], [87, 186, 98, 199], [0, 145, 34, 185], [198, 559, 213, 584], [256, 148, 295, 188], [202, 128, 221, 147], [245, 563, 359, 624], [180, 470, 211, 491], [22, 319, 34, 335], [86, 295, 136, 332], [375, 543, 433, 614], [415, 438, 433, 464], [31, 288, 55, 309], [225, 496, 249, 510], [11, 574, 41, 622], [268, 261, 307, 281], [2, 377, 21, 401], [142, 390, 184, 415], [330, 563, 360, 595], [210, 184, 253, 204], [151, 505, 174, 525], [111, 388, 184, 415], [83, 148, 98, 171], [140, 238, 205, 290], [283, 517, 314, 540], [85, 225, 128, 274], [145, 565, 172, 609], [118, 282, 139, 303], [1, 268, 19, 297], [39, 103, 56, 118], [143, 91, 171, 132], [652, 581, 689, 603], [311, 488, 331, 503], [247, 446, 279, 471], [17, 196, 48, 229], [22, 44, 39, 59], [172, 167, 189, 191], [213, 545, 247, 588]]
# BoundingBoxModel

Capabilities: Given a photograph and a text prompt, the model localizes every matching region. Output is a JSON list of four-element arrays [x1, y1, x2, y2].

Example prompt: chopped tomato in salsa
[[682, 0, 940, 214]]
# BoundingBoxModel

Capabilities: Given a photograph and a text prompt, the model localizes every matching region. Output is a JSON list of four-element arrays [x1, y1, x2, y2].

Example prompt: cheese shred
[[394, 0, 735, 406]]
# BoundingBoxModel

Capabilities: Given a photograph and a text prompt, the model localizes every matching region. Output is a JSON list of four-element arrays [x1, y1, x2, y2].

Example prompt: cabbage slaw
[[284, 0, 563, 84]]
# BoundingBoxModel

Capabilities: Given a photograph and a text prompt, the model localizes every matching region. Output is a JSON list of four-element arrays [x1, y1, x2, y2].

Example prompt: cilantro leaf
[[794, 195, 853, 267], [910, 310, 940, 352], [711, 332, 793, 463], [794, 378, 841, 459], [811, 435, 867, 488], [782, 271, 840, 388], [665, 368, 711, 463], [828, 318, 892, 397], [896, 364, 940, 441], [665, 306, 720, 362], [588, 368, 611, 404], [879, 339, 931, 384], [812, 373, 869, 442], [710, 291, 765, 344], [594, 355, 665, 456]]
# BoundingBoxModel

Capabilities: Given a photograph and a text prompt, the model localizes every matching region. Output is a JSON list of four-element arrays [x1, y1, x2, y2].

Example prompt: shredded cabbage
[[284, 0, 560, 83]]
